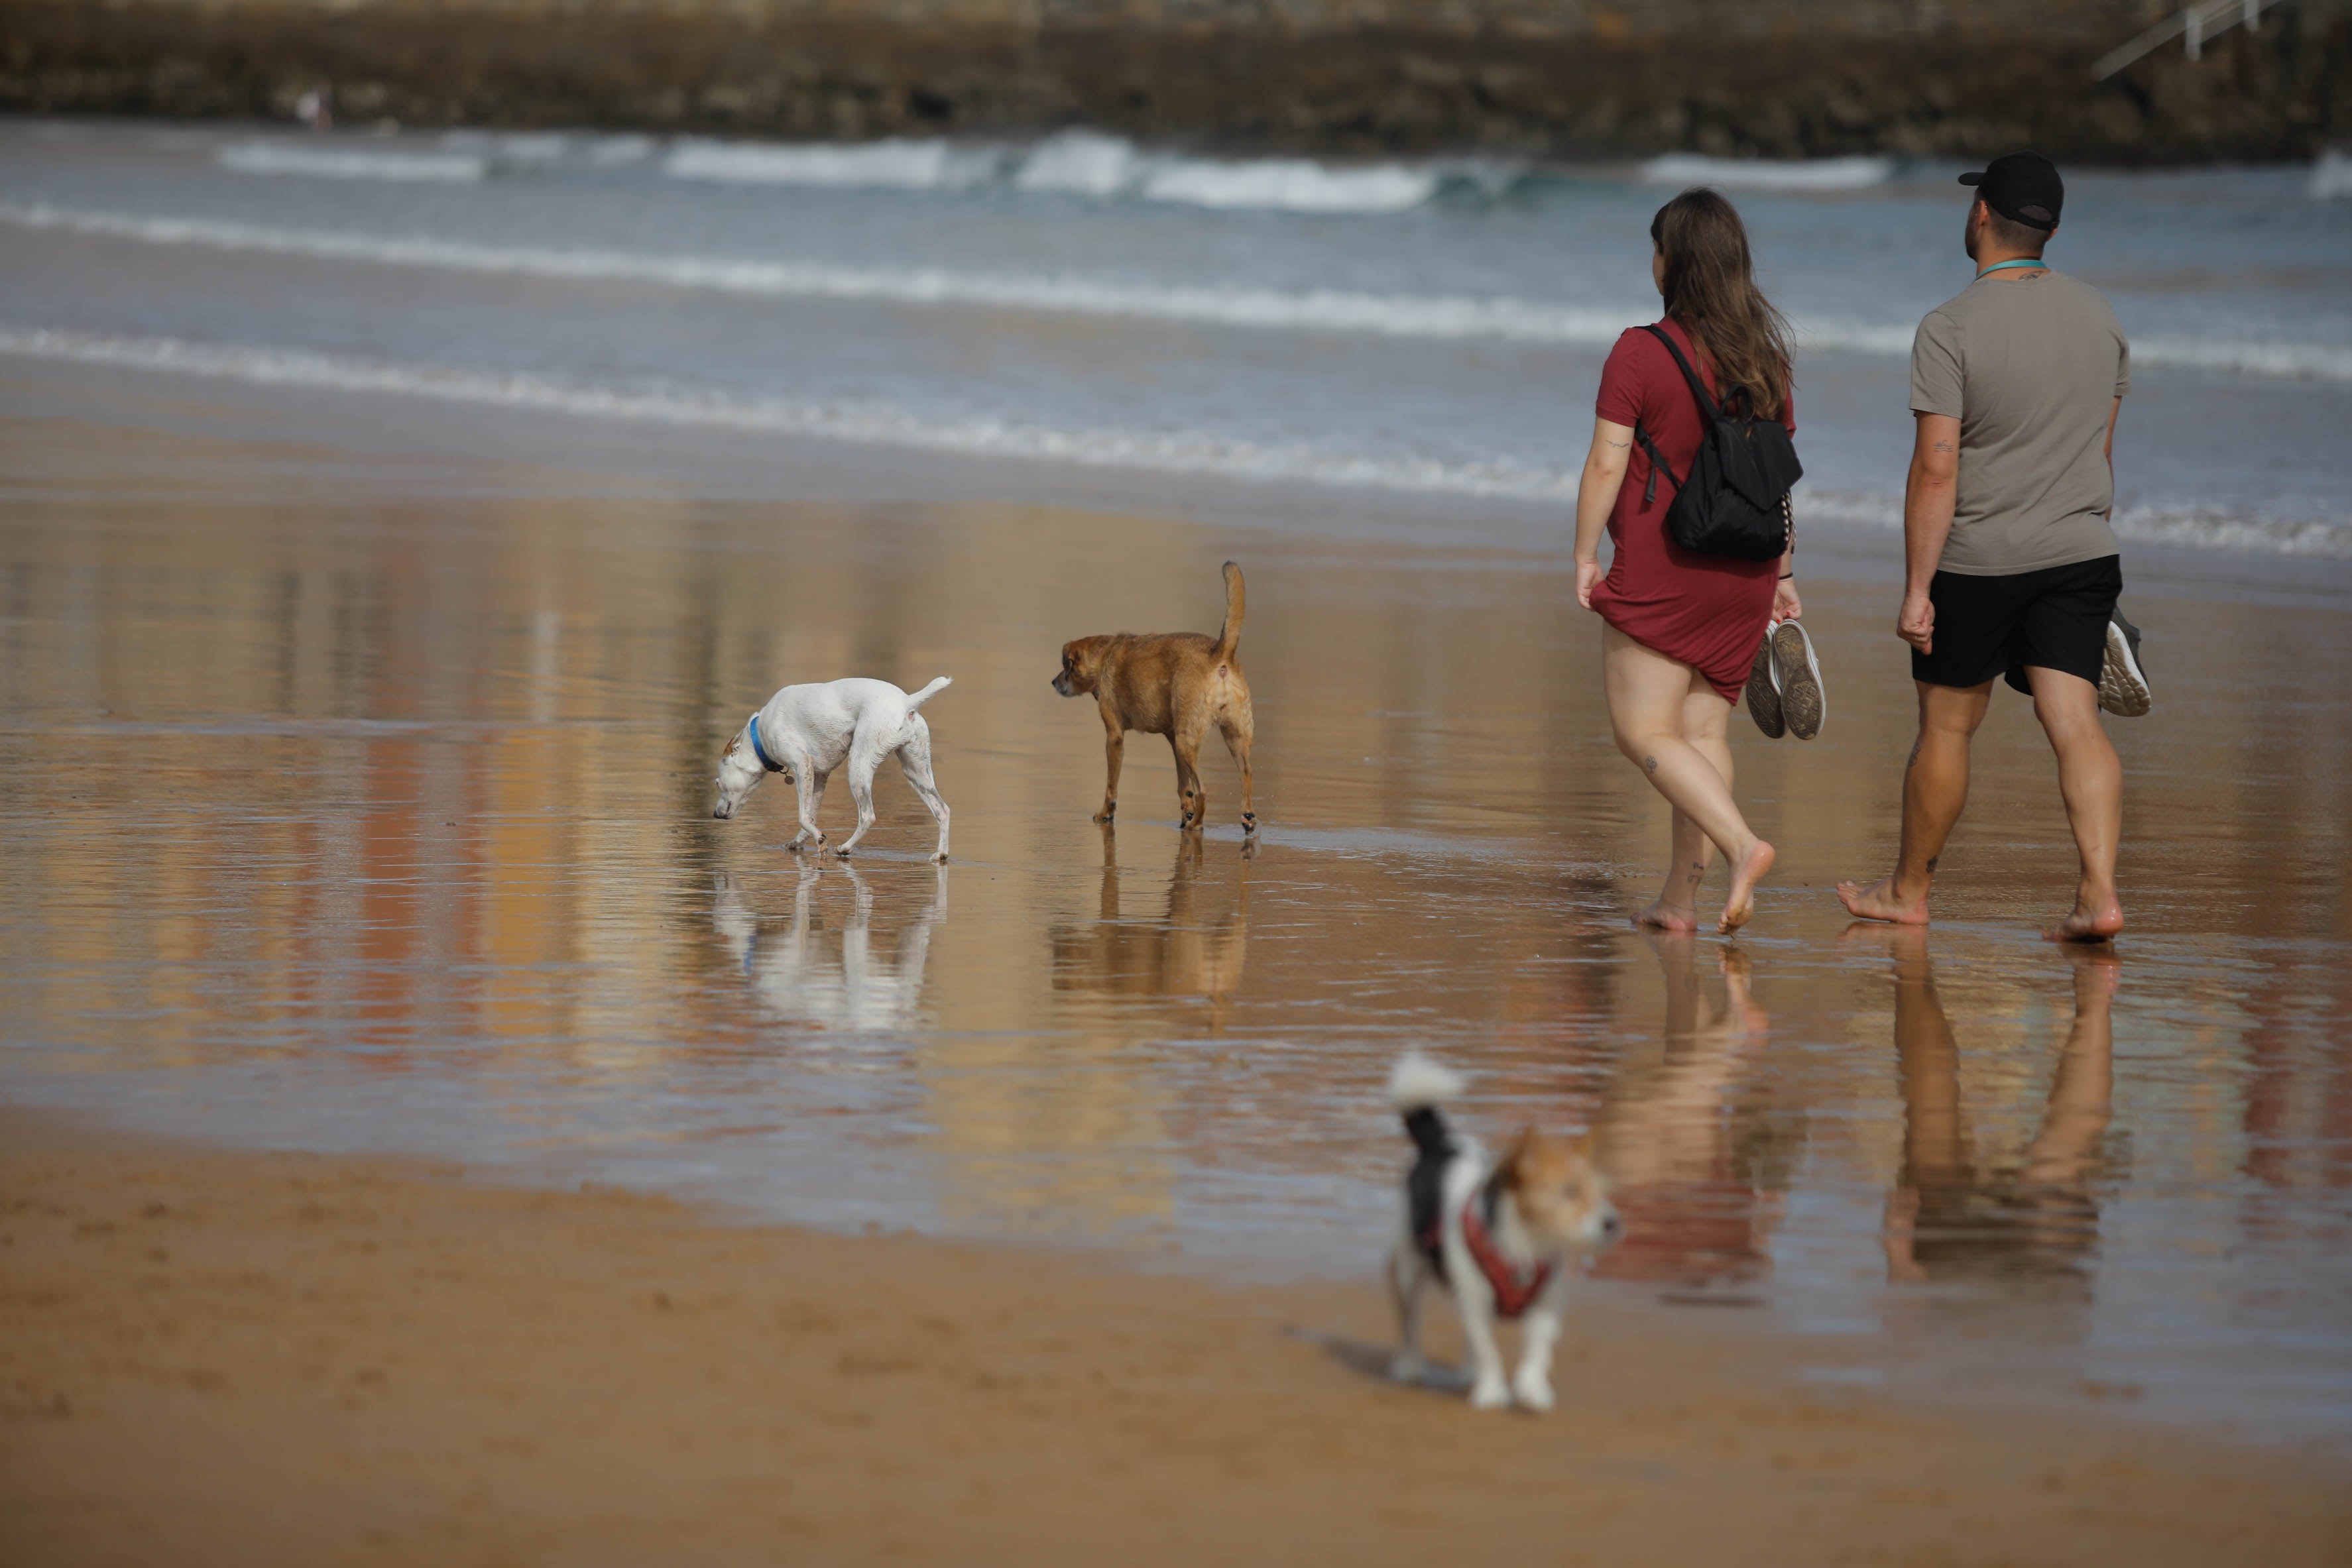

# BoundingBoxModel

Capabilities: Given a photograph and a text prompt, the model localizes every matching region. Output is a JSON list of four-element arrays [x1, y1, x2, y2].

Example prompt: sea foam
[[1640, 154, 1897, 192], [664, 137, 1008, 190], [0, 326, 1578, 502], [217, 142, 488, 183], [2312, 150, 2352, 200], [666, 130, 1442, 213]]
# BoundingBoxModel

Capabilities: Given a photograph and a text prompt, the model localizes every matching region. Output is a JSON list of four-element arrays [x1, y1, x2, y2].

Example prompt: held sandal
[[1745, 628, 1786, 738], [1769, 619, 1826, 740]]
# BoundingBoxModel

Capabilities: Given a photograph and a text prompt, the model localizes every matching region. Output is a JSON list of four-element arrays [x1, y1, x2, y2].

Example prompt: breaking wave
[[8, 202, 2347, 383], [666, 129, 1448, 213], [2312, 150, 2352, 201], [217, 142, 489, 183], [1640, 154, 1897, 192]]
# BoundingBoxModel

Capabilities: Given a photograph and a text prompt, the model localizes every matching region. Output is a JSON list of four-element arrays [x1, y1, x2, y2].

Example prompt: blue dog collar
[[746, 713, 786, 774]]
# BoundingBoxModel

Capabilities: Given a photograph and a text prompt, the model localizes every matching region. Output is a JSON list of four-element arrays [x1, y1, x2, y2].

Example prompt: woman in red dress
[[1573, 190, 1801, 933]]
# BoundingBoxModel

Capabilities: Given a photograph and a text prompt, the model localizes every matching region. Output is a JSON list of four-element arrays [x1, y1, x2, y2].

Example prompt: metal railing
[[2094, 0, 2279, 78]]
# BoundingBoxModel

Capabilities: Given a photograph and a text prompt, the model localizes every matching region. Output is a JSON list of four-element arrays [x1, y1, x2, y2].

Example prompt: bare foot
[[2043, 893, 2123, 943], [1718, 840, 1775, 933], [1836, 875, 1929, 925], [1635, 899, 1699, 932]]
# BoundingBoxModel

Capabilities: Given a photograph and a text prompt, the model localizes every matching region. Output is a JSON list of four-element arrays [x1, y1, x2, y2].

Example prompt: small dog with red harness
[[1386, 1054, 1620, 1412]]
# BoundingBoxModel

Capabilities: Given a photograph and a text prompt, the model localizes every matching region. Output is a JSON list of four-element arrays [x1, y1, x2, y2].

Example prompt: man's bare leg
[[2025, 666, 2125, 942], [1639, 681, 1734, 932], [1838, 680, 1993, 924]]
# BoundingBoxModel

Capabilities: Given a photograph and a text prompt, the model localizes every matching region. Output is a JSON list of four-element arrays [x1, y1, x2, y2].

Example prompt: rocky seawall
[[2, 0, 2345, 161]]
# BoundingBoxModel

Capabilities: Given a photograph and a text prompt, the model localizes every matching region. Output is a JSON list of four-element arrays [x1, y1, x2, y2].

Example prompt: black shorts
[[1912, 555, 2121, 695]]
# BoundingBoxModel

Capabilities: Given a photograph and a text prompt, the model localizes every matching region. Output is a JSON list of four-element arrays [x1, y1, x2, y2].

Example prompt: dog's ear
[[1496, 1125, 1539, 1188], [723, 732, 741, 758]]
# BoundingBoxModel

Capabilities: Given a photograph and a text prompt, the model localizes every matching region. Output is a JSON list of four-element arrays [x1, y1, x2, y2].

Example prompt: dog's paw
[[1092, 807, 1115, 824], [1469, 1376, 1511, 1412], [1240, 812, 1259, 835], [931, 851, 949, 864], [1511, 1372, 1555, 1413], [833, 845, 854, 859]]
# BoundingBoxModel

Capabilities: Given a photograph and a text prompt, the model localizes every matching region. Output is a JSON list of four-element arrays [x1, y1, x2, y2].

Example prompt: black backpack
[[1632, 323, 1802, 562]]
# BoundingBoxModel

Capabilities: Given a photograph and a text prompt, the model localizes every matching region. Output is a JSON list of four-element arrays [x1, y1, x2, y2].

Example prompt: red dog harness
[[1421, 1196, 1556, 1321]]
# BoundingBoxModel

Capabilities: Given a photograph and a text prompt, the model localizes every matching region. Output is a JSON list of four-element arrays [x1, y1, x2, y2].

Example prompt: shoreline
[[5, 1107, 2347, 1566], [9, 357, 2352, 601]]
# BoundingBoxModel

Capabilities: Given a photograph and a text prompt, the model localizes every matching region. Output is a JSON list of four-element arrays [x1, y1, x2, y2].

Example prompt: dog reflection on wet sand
[[711, 864, 947, 1036], [1049, 829, 1250, 1027]]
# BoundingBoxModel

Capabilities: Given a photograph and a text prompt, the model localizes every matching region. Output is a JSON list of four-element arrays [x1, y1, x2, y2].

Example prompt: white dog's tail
[[904, 676, 954, 713], [1390, 1052, 1464, 1159], [1388, 1052, 1466, 1112]]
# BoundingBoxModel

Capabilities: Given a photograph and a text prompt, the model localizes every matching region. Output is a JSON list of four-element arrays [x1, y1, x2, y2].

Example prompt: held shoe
[[1745, 628, 1786, 738], [2099, 610, 2151, 718], [1769, 619, 1827, 740]]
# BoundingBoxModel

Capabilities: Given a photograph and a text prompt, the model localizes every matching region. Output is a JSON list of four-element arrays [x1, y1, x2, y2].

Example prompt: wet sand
[[6, 1109, 2348, 1568], [4, 364, 2352, 1551]]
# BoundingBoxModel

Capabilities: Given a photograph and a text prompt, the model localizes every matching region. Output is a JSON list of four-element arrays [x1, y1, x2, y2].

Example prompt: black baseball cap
[[1960, 152, 2063, 231]]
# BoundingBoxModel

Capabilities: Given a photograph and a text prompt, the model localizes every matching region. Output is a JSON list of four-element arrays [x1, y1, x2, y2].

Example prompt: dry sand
[[5, 1110, 2345, 1567]]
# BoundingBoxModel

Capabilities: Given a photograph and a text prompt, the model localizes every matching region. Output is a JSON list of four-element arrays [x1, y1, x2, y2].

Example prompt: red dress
[[1590, 318, 1792, 704]]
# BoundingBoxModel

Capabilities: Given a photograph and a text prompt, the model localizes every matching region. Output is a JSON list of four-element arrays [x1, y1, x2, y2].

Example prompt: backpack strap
[[1641, 321, 1723, 421], [1630, 323, 1722, 507], [1632, 423, 1678, 505]]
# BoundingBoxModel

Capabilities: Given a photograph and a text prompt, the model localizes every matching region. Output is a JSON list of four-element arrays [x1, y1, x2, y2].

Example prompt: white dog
[[712, 677, 952, 862], [1387, 1054, 1619, 1412]]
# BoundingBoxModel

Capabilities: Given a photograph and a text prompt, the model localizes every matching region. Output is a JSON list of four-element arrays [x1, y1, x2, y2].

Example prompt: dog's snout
[[712, 802, 732, 820], [1600, 1211, 1623, 1239]]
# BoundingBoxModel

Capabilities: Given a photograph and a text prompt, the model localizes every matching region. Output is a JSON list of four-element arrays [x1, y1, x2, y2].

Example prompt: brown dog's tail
[[1212, 561, 1245, 665]]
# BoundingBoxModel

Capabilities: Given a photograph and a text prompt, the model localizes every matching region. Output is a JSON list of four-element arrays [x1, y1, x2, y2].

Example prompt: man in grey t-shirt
[[1840, 152, 2130, 942]]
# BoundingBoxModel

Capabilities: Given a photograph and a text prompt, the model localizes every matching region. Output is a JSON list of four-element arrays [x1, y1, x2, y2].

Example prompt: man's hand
[[1772, 577, 1802, 622], [1575, 557, 1604, 610], [1898, 589, 1934, 653]]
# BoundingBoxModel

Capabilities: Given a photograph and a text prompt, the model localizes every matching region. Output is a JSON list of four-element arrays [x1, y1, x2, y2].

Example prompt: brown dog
[[1052, 561, 1257, 834]]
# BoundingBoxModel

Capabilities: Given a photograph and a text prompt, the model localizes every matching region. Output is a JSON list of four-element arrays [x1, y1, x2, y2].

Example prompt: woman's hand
[[1576, 557, 1605, 610], [1772, 575, 1802, 622]]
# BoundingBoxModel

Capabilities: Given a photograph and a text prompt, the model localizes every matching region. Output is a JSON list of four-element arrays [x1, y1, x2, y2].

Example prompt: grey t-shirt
[[1909, 270, 2130, 576]]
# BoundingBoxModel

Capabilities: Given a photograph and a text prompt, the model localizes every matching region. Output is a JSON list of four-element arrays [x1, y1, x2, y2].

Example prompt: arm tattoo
[[1932, 440, 1956, 454]]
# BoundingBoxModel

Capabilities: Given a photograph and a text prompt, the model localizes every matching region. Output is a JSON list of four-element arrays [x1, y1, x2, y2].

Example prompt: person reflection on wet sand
[[1591, 933, 1792, 1292], [1048, 826, 1250, 1029], [1861, 926, 2118, 1290], [710, 863, 947, 1035]]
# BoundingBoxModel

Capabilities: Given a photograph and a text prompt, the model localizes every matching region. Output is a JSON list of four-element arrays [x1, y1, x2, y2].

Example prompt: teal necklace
[[1976, 258, 2048, 280]]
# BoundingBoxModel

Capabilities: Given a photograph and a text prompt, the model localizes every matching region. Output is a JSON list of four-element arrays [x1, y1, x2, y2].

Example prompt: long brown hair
[[1649, 189, 1793, 420]]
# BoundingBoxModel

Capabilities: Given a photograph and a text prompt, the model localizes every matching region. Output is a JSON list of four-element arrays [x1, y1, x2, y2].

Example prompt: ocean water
[[3, 119, 2349, 554]]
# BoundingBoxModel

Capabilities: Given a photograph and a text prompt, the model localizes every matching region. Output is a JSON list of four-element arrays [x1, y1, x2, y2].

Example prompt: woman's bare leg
[[1604, 626, 1773, 932], [1641, 679, 1737, 931]]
